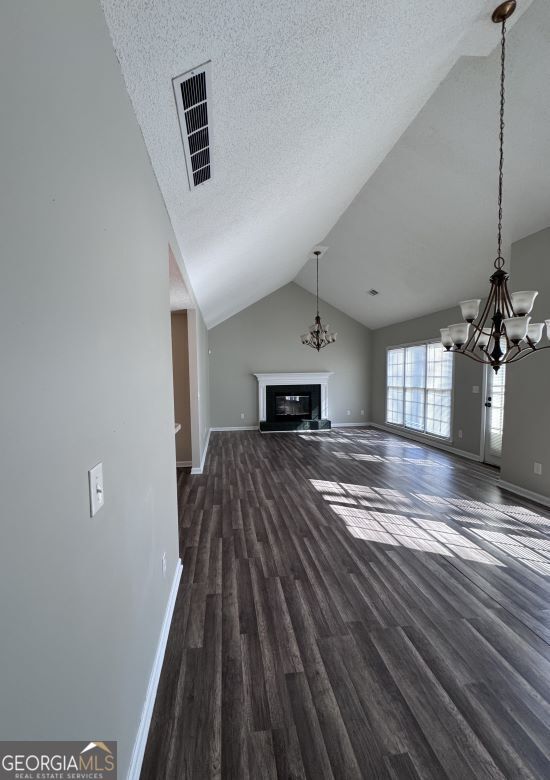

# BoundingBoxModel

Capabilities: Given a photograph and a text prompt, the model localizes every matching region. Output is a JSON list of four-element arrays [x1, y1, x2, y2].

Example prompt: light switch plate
[[534, 462, 543, 476], [472, 386, 480, 394], [89, 462, 104, 517]]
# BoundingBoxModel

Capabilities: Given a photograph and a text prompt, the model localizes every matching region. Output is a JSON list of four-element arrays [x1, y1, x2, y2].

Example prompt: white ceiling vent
[[173, 62, 212, 190]]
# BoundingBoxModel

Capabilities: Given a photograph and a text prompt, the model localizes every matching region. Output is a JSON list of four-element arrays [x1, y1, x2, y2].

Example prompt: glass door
[[483, 364, 506, 466]]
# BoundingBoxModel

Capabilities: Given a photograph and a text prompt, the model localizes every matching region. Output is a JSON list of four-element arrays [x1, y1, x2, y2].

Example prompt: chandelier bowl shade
[[477, 328, 492, 348], [449, 323, 470, 348], [440, 328, 453, 349], [460, 299, 482, 323], [527, 322, 545, 345], [503, 315, 530, 344], [510, 291, 538, 315]]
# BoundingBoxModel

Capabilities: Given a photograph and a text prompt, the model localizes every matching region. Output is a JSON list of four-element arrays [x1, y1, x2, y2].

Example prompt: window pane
[[387, 348, 404, 386], [405, 388, 424, 430], [426, 390, 452, 437], [386, 348, 404, 424], [427, 343, 453, 390], [387, 387, 404, 425], [405, 345, 426, 389]]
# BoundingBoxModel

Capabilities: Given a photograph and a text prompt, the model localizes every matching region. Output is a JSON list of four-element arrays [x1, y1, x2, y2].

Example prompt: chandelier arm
[[451, 345, 493, 366], [462, 283, 496, 354], [502, 276, 514, 318], [473, 286, 495, 334], [503, 343, 550, 364]]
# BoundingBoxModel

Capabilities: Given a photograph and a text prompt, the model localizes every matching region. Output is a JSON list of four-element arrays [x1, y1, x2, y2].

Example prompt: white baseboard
[[191, 428, 211, 474], [128, 558, 182, 780], [497, 479, 550, 508], [369, 422, 481, 462], [210, 426, 258, 431], [332, 422, 369, 428], [176, 460, 192, 468]]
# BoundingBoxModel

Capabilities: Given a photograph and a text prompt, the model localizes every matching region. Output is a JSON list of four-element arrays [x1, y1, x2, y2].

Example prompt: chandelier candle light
[[301, 250, 337, 351], [440, 1, 550, 373]]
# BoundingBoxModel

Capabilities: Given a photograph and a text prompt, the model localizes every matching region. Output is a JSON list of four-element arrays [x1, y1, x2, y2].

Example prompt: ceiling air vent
[[173, 62, 212, 190]]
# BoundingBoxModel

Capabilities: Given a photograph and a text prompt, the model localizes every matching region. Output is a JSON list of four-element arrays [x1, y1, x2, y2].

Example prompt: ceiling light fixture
[[440, 1, 549, 373], [301, 251, 337, 351]]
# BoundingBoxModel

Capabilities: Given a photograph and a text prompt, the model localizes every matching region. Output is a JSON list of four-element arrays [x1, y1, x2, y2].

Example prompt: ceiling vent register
[[173, 62, 212, 189]]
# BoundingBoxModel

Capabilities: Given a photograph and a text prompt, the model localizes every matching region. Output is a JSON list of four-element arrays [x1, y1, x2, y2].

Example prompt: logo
[[0, 741, 117, 779]]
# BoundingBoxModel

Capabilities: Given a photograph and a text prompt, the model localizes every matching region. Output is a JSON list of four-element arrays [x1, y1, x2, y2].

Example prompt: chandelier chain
[[496, 19, 506, 269], [316, 255, 319, 316]]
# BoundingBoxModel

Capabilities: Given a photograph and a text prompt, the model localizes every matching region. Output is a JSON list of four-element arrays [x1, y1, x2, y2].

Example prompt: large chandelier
[[301, 250, 337, 351], [440, 1, 549, 373]]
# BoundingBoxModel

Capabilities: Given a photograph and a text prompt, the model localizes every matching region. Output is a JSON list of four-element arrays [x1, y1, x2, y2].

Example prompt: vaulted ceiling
[[295, 0, 550, 328], [101, 0, 546, 330]]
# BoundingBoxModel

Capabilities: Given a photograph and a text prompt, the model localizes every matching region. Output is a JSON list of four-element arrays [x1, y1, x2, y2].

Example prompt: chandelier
[[440, 1, 549, 373], [301, 250, 337, 351]]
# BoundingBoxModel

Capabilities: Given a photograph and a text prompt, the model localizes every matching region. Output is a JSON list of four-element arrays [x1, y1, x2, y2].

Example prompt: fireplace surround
[[254, 372, 332, 432]]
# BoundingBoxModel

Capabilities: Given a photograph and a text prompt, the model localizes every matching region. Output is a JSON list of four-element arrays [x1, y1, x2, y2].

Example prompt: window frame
[[385, 338, 454, 441]]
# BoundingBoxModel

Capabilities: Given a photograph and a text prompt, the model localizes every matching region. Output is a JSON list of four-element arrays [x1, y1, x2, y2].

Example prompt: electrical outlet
[[162, 552, 167, 577], [240, 412, 245, 419], [458, 429, 463, 439], [361, 409, 365, 416], [346, 409, 351, 416], [534, 462, 543, 476]]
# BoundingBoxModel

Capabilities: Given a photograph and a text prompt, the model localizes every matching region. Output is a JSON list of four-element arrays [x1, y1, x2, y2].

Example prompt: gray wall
[[371, 307, 485, 456], [0, 2, 189, 775], [187, 307, 211, 467], [197, 310, 211, 450], [171, 312, 192, 463], [209, 283, 371, 427], [501, 227, 550, 497]]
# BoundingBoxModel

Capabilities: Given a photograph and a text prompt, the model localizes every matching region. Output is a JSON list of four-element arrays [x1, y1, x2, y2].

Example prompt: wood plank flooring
[[141, 427, 550, 779]]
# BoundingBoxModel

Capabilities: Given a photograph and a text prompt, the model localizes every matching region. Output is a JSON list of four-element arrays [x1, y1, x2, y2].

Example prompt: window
[[386, 342, 453, 439]]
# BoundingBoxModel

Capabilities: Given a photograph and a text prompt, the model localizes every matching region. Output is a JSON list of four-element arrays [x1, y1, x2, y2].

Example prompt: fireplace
[[255, 374, 331, 431]]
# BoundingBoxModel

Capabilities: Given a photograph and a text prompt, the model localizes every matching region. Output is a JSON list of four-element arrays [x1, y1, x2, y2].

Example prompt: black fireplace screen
[[275, 394, 311, 417], [265, 384, 320, 422]]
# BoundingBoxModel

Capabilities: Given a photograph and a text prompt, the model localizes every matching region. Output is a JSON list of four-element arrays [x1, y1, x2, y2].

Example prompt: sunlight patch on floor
[[309, 477, 550, 574]]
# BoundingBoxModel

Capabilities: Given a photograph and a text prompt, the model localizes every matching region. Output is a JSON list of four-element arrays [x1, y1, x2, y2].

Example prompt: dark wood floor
[[141, 427, 550, 779]]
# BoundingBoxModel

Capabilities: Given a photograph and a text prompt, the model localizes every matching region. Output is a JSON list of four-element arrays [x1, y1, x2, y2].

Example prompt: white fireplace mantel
[[253, 372, 333, 422]]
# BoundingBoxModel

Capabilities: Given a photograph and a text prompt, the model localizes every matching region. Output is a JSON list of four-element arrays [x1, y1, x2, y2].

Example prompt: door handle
[[485, 402, 492, 408]]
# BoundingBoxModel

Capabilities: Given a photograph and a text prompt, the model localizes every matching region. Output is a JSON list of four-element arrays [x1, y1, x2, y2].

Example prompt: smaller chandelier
[[441, 1, 550, 373], [301, 250, 337, 351]]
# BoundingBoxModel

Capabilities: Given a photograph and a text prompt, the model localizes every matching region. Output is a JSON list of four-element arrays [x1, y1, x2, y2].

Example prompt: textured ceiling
[[101, 0, 534, 328], [294, 0, 549, 329]]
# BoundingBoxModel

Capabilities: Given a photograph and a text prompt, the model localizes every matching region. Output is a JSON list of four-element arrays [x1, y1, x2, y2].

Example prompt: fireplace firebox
[[275, 392, 311, 420], [261, 383, 330, 431]]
